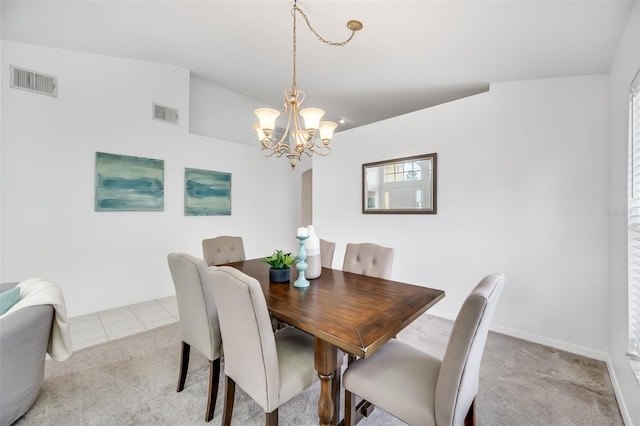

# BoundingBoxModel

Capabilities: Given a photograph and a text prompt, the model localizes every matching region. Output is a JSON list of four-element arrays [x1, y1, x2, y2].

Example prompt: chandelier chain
[[292, 6, 297, 88], [292, 4, 358, 47]]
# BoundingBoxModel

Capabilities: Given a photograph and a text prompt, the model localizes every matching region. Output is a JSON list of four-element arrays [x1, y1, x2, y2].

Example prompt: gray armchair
[[209, 265, 319, 425], [167, 253, 222, 422], [343, 273, 505, 426], [343, 242, 395, 370], [0, 282, 54, 426]]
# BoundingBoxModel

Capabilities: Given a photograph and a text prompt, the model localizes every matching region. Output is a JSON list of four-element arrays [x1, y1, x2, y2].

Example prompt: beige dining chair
[[342, 242, 394, 371], [209, 265, 320, 426], [167, 253, 222, 422], [202, 236, 245, 266], [320, 238, 336, 268], [343, 273, 505, 426], [342, 242, 394, 279]]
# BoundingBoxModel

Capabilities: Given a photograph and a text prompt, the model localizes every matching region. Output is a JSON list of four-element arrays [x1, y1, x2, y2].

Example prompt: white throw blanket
[[2, 278, 73, 361]]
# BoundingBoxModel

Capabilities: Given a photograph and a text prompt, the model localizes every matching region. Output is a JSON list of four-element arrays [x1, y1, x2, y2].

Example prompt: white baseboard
[[606, 356, 633, 426], [491, 323, 608, 361], [427, 308, 608, 361], [427, 308, 457, 322]]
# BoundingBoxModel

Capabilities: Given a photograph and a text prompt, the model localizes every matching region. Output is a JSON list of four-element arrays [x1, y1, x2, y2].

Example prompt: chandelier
[[253, 1, 362, 169]]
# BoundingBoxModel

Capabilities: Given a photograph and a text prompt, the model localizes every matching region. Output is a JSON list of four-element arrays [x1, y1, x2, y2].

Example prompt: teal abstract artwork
[[95, 152, 164, 211], [184, 168, 231, 216]]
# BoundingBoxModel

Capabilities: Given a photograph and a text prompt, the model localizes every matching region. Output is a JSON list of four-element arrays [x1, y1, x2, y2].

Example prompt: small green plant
[[262, 249, 297, 269]]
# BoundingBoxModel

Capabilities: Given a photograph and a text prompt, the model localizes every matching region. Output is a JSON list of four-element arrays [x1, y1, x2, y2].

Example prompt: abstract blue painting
[[95, 152, 164, 211], [184, 168, 231, 216]]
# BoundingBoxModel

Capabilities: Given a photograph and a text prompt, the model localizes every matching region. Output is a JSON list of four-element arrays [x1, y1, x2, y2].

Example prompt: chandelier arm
[[261, 148, 279, 158], [294, 111, 317, 152], [263, 132, 292, 154], [292, 4, 360, 47], [277, 102, 295, 153], [292, 109, 305, 155], [312, 145, 331, 156], [261, 90, 295, 155], [279, 88, 293, 149], [262, 136, 292, 155]]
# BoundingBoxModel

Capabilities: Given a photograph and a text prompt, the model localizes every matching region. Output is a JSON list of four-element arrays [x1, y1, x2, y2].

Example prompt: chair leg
[[464, 398, 476, 426], [177, 341, 190, 392], [222, 376, 236, 426], [205, 358, 221, 422], [359, 401, 375, 417], [270, 317, 289, 331], [332, 365, 342, 426], [345, 389, 356, 426], [346, 355, 374, 423], [266, 408, 278, 426]]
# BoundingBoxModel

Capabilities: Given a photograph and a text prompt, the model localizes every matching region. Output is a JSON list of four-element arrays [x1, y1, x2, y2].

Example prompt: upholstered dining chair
[[202, 236, 245, 266], [320, 239, 336, 268], [209, 265, 320, 426], [342, 242, 395, 371], [167, 253, 222, 422], [342, 242, 394, 279], [342, 273, 505, 426]]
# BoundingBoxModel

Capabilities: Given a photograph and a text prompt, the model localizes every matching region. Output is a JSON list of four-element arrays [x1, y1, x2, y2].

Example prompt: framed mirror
[[362, 153, 437, 214]]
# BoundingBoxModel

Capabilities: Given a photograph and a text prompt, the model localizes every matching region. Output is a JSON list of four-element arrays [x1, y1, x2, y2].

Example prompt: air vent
[[152, 103, 179, 125], [10, 65, 57, 97]]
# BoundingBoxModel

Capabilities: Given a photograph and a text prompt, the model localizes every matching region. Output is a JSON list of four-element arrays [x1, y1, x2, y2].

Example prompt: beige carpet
[[15, 314, 623, 425]]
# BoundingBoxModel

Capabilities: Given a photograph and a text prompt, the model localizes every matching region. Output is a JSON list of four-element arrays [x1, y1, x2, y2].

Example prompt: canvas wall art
[[95, 152, 164, 211], [184, 168, 231, 216]]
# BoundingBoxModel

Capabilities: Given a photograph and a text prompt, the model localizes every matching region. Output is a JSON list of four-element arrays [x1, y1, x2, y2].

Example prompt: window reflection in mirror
[[362, 153, 437, 214]]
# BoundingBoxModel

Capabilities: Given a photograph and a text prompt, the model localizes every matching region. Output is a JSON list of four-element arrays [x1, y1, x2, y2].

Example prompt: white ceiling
[[1, 0, 634, 133]]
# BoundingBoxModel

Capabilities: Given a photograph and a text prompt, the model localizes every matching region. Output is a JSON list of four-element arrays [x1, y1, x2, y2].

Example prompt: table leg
[[315, 338, 338, 426]]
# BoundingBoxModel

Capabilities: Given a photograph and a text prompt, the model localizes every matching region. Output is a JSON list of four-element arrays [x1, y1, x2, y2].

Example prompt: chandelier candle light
[[253, 1, 363, 169]]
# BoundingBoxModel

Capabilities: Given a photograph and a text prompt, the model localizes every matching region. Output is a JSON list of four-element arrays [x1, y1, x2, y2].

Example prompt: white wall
[[1, 41, 299, 317], [608, 2, 640, 425], [315, 75, 610, 360], [0, 40, 4, 280], [189, 74, 259, 147]]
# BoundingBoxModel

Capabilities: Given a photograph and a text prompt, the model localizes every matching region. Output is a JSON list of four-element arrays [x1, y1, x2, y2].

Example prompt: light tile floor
[[68, 296, 178, 351]]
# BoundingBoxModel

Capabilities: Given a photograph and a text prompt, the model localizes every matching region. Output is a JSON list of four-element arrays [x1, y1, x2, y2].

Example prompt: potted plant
[[263, 249, 297, 282]]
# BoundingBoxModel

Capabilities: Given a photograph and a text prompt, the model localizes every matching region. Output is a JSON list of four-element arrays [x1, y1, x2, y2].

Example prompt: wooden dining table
[[223, 258, 445, 426]]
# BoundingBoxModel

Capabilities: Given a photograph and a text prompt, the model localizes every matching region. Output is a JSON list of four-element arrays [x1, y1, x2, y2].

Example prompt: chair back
[[209, 266, 280, 412], [167, 253, 221, 361], [342, 243, 394, 279], [435, 273, 505, 426], [202, 236, 245, 266], [320, 239, 336, 268]]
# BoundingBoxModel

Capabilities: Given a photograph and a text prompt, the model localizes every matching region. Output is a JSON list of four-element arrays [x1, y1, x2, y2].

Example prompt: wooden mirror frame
[[362, 153, 437, 214]]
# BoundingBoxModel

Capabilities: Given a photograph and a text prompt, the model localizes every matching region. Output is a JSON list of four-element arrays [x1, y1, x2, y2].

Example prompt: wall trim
[[428, 308, 608, 361], [607, 356, 633, 426]]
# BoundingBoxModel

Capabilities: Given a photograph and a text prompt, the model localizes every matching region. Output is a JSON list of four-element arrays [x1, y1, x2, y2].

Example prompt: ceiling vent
[[10, 65, 57, 97], [153, 103, 179, 125]]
